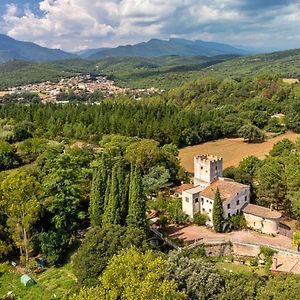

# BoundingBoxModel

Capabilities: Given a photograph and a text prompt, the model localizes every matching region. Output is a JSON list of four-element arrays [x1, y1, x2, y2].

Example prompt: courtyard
[[164, 225, 296, 251]]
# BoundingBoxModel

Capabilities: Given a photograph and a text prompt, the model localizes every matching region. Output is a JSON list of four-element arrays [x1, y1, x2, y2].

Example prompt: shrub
[[193, 213, 208, 226], [249, 257, 259, 267], [226, 213, 247, 231]]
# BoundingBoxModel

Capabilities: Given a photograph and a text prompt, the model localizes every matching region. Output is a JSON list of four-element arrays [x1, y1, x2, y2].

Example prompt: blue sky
[[1, 0, 300, 52]]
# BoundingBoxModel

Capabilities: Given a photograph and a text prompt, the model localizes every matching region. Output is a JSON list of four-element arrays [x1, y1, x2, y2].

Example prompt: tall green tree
[[126, 165, 147, 231], [102, 164, 121, 225], [212, 188, 224, 233], [166, 252, 224, 300], [0, 171, 43, 266], [73, 247, 186, 300], [238, 124, 265, 143], [72, 225, 147, 286], [89, 160, 108, 226]]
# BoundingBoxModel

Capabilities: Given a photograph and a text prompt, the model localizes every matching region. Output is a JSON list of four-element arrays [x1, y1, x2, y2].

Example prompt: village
[[3, 73, 161, 103]]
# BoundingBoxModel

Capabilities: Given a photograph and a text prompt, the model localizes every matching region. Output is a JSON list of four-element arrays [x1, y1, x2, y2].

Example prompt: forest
[[0, 74, 299, 147], [0, 73, 300, 299]]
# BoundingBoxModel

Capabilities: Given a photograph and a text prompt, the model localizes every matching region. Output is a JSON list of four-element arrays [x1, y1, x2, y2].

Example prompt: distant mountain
[[75, 48, 108, 59], [87, 38, 249, 60], [0, 34, 77, 63]]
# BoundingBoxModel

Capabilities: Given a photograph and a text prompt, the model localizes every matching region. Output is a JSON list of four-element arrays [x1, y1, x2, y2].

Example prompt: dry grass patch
[[0, 91, 8, 97], [179, 132, 299, 173]]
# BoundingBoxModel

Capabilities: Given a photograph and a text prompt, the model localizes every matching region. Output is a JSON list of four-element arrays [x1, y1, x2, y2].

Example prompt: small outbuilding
[[20, 274, 36, 287], [242, 203, 282, 235]]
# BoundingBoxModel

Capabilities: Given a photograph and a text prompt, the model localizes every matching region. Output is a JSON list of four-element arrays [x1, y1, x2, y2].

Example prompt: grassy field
[[179, 132, 299, 173], [0, 264, 77, 300]]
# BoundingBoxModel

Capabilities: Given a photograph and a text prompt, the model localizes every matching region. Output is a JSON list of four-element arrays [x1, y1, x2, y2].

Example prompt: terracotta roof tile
[[201, 178, 249, 202], [174, 183, 194, 194], [242, 203, 282, 219]]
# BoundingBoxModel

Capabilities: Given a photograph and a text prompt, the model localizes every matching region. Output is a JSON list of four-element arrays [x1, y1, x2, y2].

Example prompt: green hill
[[203, 48, 300, 78], [1, 48, 300, 90]]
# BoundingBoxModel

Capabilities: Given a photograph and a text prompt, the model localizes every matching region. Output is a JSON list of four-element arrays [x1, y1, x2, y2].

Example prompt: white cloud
[[1, 0, 300, 51]]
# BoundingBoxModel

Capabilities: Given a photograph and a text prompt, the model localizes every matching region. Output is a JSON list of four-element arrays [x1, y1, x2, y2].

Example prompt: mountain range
[[0, 34, 250, 63], [0, 34, 76, 63], [83, 38, 249, 59]]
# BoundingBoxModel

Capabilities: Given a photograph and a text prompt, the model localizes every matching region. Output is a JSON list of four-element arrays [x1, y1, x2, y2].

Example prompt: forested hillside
[[1, 48, 300, 90]]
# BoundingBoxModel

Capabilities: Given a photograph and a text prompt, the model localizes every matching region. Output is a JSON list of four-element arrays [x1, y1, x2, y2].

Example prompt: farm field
[[179, 132, 299, 173]]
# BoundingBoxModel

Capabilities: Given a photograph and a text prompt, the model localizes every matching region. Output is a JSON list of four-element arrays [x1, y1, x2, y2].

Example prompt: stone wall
[[204, 242, 233, 257], [232, 242, 261, 257]]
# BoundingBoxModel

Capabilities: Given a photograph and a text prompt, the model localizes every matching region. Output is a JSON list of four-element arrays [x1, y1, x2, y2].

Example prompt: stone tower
[[193, 154, 223, 188]]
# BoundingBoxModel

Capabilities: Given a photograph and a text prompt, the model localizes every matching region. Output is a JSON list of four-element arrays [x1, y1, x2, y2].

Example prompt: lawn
[[0, 263, 77, 300], [179, 132, 299, 173], [216, 261, 265, 276]]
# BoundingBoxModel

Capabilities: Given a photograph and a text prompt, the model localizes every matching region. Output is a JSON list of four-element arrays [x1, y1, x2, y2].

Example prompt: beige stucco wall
[[244, 213, 280, 235], [201, 186, 250, 225], [182, 191, 201, 219]]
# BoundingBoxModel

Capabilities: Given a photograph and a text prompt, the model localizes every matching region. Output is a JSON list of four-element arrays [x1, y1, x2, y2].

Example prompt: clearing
[[0, 263, 77, 300], [179, 132, 299, 173]]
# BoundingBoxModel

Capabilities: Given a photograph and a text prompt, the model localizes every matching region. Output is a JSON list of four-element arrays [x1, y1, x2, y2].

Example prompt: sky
[[0, 0, 300, 52]]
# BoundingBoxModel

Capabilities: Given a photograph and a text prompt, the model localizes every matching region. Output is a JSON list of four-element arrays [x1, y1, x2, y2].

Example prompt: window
[[245, 196, 248, 202], [185, 197, 189, 203], [201, 166, 203, 170], [195, 198, 199, 203], [209, 209, 212, 213], [227, 203, 230, 209], [236, 200, 240, 206], [202, 208, 206, 212], [206, 199, 209, 203], [201, 197, 204, 202], [210, 201, 213, 205], [215, 166, 218, 170], [228, 213, 231, 218]]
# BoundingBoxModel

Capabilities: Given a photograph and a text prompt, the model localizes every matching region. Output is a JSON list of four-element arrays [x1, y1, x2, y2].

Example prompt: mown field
[[179, 132, 299, 173]]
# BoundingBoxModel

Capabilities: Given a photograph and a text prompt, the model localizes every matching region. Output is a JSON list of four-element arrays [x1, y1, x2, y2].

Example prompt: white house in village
[[179, 154, 281, 234]]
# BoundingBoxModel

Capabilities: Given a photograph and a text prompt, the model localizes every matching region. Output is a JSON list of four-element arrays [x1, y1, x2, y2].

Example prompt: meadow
[[178, 132, 299, 173]]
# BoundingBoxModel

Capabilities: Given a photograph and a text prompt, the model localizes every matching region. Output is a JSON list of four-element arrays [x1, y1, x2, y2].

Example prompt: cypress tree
[[212, 188, 224, 233], [126, 165, 147, 231], [102, 165, 121, 225], [89, 160, 107, 226], [118, 164, 130, 226]]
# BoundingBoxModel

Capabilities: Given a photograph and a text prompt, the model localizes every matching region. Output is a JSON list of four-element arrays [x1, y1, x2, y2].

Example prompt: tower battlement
[[194, 154, 223, 163], [194, 154, 223, 188]]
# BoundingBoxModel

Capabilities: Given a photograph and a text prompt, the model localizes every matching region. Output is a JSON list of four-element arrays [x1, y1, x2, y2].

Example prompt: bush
[[167, 197, 188, 225], [249, 257, 259, 266], [226, 213, 247, 231], [193, 213, 208, 226]]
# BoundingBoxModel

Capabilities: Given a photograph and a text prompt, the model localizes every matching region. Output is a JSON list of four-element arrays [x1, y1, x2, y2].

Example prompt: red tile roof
[[242, 203, 282, 219], [174, 183, 194, 194], [201, 178, 249, 202]]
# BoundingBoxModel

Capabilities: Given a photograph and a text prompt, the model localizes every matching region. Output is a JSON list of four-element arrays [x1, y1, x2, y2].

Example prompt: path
[[164, 225, 296, 251]]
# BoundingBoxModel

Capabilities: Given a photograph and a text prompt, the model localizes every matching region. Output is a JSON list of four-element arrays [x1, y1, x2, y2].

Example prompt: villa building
[[180, 154, 282, 234]]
